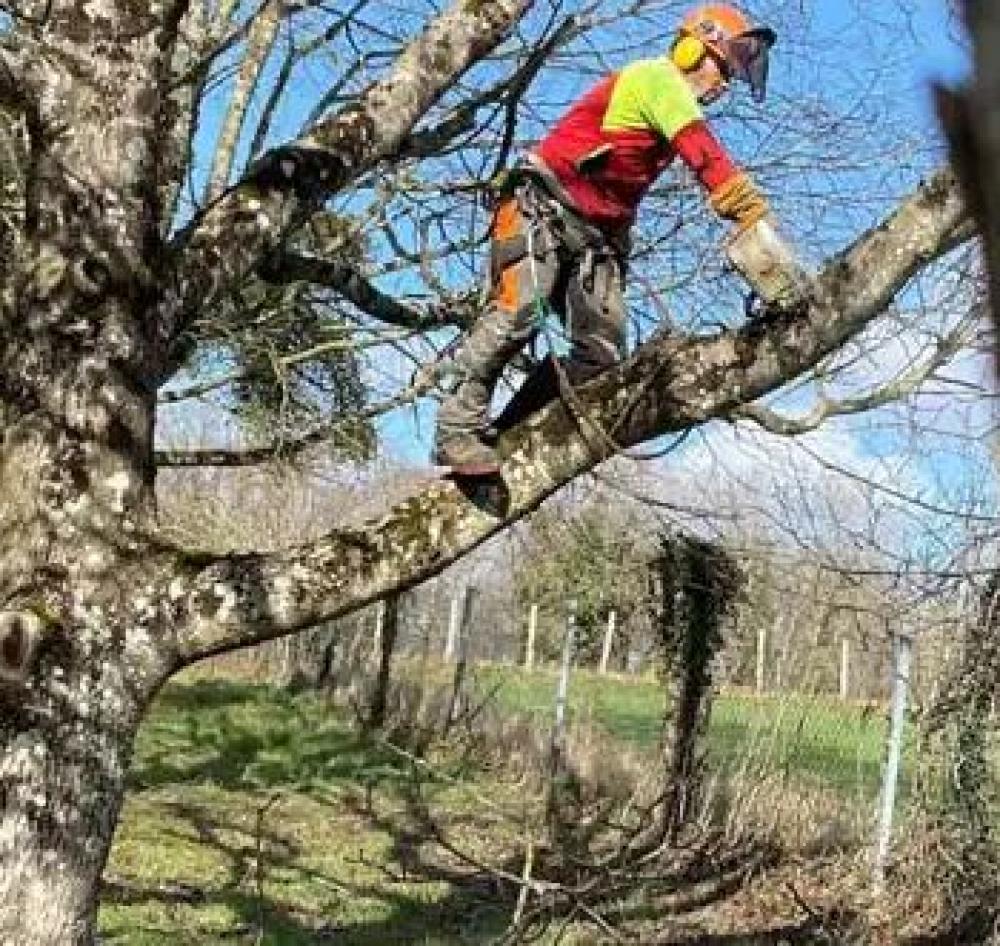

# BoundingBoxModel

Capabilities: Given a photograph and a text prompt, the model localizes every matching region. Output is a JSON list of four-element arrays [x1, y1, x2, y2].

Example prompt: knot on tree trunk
[[0, 610, 42, 685]]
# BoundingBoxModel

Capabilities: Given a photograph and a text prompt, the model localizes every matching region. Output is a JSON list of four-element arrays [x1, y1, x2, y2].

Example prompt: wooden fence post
[[840, 637, 851, 700], [525, 602, 538, 670], [755, 628, 767, 694], [600, 610, 617, 674], [444, 592, 461, 662], [552, 599, 577, 759], [372, 599, 385, 664]]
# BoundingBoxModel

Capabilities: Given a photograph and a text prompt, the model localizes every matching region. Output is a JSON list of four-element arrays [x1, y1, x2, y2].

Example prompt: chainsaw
[[725, 216, 813, 317]]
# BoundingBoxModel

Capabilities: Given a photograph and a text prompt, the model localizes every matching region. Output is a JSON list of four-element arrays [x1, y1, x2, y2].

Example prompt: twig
[[784, 880, 843, 943], [253, 791, 283, 945], [511, 840, 534, 929]]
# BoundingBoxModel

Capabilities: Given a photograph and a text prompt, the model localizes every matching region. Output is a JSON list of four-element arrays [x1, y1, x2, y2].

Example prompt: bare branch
[[204, 0, 284, 203], [163, 0, 531, 350], [0, 38, 33, 113], [260, 250, 476, 328], [155, 366, 437, 466], [157, 325, 415, 405], [397, 13, 577, 163], [734, 314, 978, 436], [246, 0, 372, 162], [160, 168, 968, 663]]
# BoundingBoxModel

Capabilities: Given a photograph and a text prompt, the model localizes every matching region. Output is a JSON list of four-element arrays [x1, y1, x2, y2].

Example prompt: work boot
[[432, 431, 501, 476], [436, 370, 503, 475]]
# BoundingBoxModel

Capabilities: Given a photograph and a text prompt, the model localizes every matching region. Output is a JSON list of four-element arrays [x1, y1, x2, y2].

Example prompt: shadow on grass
[[332, 787, 803, 946], [648, 924, 848, 945], [103, 875, 511, 945], [112, 677, 931, 945], [110, 678, 513, 944], [103, 796, 513, 945], [130, 678, 411, 794], [898, 909, 1000, 946]]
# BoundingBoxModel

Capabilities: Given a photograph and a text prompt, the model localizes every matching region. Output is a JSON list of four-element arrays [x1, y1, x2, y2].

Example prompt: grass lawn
[[472, 664, 900, 799], [101, 676, 524, 945], [102, 667, 908, 944]]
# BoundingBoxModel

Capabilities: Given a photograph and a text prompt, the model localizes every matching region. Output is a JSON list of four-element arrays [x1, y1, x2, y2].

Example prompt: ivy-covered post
[[916, 575, 1000, 918], [653, 531, 743, 840], [366, 594, 401, 732]]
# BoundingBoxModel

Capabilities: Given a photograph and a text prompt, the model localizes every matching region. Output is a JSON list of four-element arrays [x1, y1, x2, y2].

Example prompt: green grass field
[[101, 667, 903, 944], [474, 665, 898, 798], [102, 678, 519, 945]]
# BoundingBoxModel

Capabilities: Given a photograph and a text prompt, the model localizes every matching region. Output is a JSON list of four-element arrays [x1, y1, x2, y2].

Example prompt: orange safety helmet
[[675, 4, 776, 102]]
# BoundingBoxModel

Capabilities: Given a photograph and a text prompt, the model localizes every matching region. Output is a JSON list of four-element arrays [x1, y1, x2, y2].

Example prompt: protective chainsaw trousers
[[436, 179, 628, 445]]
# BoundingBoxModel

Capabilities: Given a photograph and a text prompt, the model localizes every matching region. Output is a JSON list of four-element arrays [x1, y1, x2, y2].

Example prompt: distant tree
[[513, 500, 656, 664]]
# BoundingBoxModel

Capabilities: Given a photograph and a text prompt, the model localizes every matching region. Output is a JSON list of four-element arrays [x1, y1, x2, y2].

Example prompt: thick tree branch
[[163, 0, 530, 349], [159, 168, 967, 663]]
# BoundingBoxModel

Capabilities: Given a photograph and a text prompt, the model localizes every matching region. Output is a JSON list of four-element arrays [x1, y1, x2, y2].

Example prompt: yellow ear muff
[[672, 35, 706, 72]]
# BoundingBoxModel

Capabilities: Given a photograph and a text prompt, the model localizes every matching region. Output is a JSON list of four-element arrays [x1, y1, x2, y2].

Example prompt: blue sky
[[161, 0, 979, 505], [374, 1, 973, 465]]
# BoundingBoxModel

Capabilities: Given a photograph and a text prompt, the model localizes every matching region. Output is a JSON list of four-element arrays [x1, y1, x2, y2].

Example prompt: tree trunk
[[366, 593, 400, 731], [0, 335, 173, 942], [0, 682, 145, 944], [0, 330, 171, 943], [0, 9, 180, 938], [0, 180, 168, 943], [0, 143, 166, 935]]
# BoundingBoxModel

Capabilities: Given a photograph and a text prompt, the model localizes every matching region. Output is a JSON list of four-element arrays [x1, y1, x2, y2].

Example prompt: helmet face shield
[[724, 27, 776, 102]]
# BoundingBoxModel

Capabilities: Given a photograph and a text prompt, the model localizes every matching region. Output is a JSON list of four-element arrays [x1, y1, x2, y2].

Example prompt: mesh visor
[[725, 28, 776, 103]]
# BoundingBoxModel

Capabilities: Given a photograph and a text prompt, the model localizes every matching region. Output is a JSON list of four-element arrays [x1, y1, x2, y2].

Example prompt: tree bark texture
[[0, 0, 531, 940], [0, 0, 975, 941], [937, 0, 1000, 341], [0, 2, 183, 940]]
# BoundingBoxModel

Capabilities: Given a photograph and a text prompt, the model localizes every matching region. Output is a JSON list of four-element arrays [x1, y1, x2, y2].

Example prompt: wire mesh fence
[[234, 568, 999, 896]]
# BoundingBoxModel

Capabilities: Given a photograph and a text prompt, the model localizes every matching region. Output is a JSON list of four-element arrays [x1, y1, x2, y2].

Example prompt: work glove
[[710, 172, 770, 232]]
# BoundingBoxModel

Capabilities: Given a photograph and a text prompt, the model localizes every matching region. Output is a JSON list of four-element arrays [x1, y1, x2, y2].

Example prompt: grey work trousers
[[437, 180, 628, 443]]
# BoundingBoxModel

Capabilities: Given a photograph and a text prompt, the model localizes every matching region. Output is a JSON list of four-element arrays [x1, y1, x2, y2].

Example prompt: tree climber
[[434, 3, 805, 475]]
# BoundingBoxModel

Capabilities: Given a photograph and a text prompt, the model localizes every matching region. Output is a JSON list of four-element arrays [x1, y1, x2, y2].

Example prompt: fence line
[[755, 628, 767, 694], [840, 638, 850, 701], [551, 599, 577, 758], [525, 603, 538, 670], [444, 593, 462, 662]]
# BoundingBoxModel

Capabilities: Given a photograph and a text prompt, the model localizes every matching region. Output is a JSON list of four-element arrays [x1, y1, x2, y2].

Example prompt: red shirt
[[533, 58, 739, 231]]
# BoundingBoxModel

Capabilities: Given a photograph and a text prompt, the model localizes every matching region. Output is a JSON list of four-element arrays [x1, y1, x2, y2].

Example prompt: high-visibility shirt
[[533, 56, 739, 232]]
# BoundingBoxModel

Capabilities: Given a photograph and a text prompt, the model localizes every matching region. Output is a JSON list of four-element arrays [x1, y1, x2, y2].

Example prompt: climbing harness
[[509, 177, 627, 460], [522, 186, 572, 359]]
